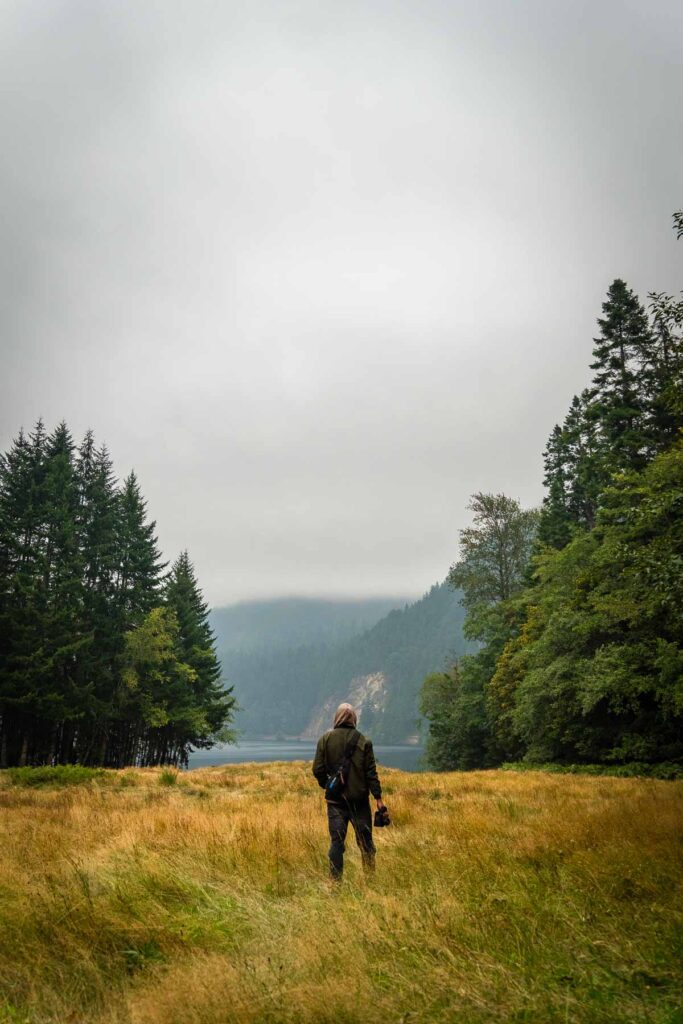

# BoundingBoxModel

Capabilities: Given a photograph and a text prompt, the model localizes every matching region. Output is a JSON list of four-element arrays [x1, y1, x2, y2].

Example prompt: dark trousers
[[326, 798, 376, 879]]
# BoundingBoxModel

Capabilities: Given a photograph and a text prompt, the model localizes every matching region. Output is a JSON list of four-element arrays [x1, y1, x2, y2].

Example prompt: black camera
[[374, 805, 391, 827]]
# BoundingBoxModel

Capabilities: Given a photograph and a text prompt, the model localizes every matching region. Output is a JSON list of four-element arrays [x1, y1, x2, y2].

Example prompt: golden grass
[[0, 762, 681, 1024]]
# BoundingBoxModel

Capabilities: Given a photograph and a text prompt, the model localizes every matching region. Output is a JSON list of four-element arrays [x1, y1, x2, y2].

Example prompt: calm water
[[188, 739, 425, 772]]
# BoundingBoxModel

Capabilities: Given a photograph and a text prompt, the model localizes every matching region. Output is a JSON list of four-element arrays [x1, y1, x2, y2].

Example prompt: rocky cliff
[[301, 672, 388, 738]]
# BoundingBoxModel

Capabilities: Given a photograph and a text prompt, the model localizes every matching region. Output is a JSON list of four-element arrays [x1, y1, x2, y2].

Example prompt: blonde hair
[[333, 702, 358, 728]]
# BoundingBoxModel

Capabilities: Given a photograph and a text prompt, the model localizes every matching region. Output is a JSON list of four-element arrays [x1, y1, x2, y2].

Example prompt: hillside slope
[[222, 582, 474, 742], [210, 596, 410, 655]]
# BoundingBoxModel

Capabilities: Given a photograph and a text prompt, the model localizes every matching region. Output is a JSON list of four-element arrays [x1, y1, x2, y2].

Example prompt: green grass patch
[[501, 761, 683, 780], [1, 764, 107, 787]]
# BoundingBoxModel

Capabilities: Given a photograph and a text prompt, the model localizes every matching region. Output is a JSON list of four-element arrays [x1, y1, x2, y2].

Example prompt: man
[[312, 701, 386, 880]]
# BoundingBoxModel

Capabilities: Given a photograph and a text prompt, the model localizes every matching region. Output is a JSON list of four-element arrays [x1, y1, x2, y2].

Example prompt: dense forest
[[0, 425, 234, 767], [421, 213, 683, 771], [222, 582, 474, 742]]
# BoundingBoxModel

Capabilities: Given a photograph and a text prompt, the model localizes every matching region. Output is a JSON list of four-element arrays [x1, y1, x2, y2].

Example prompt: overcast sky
[[1, 1, 681, 605]]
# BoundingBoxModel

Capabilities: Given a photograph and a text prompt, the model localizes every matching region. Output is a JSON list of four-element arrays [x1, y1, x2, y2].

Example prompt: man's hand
[[376, 798, 386, 810]]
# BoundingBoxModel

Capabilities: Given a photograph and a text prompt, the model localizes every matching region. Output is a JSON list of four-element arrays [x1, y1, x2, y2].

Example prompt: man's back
[[312, 723, 382, 802]]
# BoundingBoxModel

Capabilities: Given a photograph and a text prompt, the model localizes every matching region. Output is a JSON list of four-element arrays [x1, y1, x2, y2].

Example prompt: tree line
[[0, 423, 235, 767], [421, 211, 683, 770]]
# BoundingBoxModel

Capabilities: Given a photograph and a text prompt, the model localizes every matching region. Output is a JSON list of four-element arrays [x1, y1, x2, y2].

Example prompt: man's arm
[[363, 740, 383, 803], [312, 735, 328, 789]]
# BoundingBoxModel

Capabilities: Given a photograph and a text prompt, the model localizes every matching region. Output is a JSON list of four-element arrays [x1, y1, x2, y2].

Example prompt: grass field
[[0, 762, 681, 1024]]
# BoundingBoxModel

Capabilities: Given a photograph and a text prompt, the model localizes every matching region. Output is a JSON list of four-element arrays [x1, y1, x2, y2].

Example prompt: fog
[[1, 0, 681, 603]]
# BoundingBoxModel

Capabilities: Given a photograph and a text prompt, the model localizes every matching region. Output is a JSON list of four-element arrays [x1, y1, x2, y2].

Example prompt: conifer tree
[[537, 424, 572, 548], [0, 422, 86, 764], [588, 279, 650, 474], [563, 391, 603, 529], [164, 551, 236, 745], [114, 472, 165, 625], [32, 423, 87, 762], [641, 290, 683, 454], [0, 427, 39, 765], [0, 423, 233, 767], [73, 434, 121, 763]]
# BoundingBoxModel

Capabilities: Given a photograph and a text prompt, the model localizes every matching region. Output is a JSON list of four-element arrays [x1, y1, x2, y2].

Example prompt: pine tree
[[589, 279, 650, 473], [0, 423, 87, 764], [538, 424, 573, 548], [0, 426, 39, 766], [641, 291, 683, 454], [73, 434, 121, 763], [0, 422, 57, 765], [33, 423, 87, 763], [563, 391, 603, 530], [114, 472, 165, 626], [164, 551, 236, 747]]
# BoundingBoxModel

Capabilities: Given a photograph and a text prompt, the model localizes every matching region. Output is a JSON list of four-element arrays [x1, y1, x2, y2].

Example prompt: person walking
[[312, 702, 386, 880]]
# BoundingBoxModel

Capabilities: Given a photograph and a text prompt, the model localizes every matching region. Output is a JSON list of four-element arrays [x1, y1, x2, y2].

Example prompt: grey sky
[[1, 1, 681, 604]]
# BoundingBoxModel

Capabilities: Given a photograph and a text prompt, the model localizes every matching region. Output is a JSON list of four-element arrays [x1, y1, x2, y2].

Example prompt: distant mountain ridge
[[210, 596, 412, 655], [212, 584, 474, 744]]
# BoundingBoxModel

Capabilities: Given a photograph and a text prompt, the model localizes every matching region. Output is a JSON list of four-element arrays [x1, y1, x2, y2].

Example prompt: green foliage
[[423, 495, 538, 769], [419, 661, 492, 771], [0, 422, 235, 768], [423, 211, 683, 773], [539, 269, 682, 548], [418, 670, 462, 769], [448, 492, 539, 609], [513, 440, 683, 764], [164, 552, 236, 746]]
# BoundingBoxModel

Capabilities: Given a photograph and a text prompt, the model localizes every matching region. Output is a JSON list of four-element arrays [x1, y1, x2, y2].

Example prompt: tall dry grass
[[0, 762, 680, 1024]]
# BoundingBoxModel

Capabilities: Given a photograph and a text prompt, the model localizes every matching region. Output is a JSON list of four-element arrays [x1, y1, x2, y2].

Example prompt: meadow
[[0, 762, 681, 1024]]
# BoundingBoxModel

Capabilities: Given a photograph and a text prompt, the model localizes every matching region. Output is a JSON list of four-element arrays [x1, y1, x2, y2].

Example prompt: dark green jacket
[[312, 723, 382, 802]]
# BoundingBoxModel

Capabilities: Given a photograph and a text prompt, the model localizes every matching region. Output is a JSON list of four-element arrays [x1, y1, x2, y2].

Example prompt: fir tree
[[588, 279, 650, 473], [114, 472, 165, 625], [537, 424, 572, 548], [164, 551, 236, 746], [641, 290, 683, 454], [0, 426, 39, 765], [563, 391, 602, 530], [0, 423, 233, 768], [32, 423, 87, 762], [73, 435, 121, 763]]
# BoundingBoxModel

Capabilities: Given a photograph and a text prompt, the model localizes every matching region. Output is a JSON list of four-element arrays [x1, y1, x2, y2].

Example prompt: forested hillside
[[224, 582, 473, 742], [421, 212, 683, 771], [211, 596, 410, 655], [0, 425, 234, 767]]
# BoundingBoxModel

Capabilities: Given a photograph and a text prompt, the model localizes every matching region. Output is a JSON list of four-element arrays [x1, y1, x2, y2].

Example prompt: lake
[[188, 739, 425, 772]]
